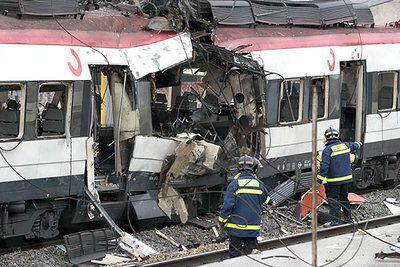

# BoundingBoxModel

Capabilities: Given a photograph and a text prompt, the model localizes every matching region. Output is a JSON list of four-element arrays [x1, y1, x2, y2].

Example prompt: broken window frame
[[278, 79, 304, 124], [0, 83, 26, 141], [36, 82, 73, 138], [377, 71, 398, 112], [310, 77, 329, 120]]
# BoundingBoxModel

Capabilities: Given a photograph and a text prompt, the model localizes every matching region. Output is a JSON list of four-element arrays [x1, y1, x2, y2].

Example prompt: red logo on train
[[327, 48, 335, 71], [67, 48, 82, 77]]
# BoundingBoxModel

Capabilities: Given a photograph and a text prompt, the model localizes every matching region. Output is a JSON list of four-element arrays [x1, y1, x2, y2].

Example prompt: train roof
[[0, 10, 178, 48], [214, 26, 400, 52]]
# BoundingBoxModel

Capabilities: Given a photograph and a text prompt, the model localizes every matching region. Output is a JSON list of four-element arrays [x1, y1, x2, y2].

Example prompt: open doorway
[[339, 61, 364, 142]]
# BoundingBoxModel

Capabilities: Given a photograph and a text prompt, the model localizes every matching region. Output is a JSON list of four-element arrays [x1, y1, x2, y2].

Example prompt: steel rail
[[141, 214, 400, 267]]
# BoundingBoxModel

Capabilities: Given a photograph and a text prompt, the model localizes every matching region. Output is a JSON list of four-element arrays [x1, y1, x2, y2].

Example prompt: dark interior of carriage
[[0, 85, 22, 138], [37, 83, 67, 137], [340, 63, 360, 142]]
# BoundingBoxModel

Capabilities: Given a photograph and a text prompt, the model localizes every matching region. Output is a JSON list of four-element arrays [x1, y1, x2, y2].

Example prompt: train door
[[91, 67, 139, 186], [339, 61, 365, 145]]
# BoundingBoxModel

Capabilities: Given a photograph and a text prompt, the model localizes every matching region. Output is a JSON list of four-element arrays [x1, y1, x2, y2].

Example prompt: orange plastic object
[[299, 186, 366, 220], [348, 193, 366, 205], [300, 184, 327, 220]]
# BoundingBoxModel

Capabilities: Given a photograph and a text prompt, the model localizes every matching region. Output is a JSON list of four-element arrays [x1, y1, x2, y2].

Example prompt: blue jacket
[[218, 172, 273, 238], [317, 140, 362, 185]]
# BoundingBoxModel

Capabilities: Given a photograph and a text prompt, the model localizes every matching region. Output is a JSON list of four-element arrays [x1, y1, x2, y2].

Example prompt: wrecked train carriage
[[204, 25, 400, 203], [0, 11, 222, 239]]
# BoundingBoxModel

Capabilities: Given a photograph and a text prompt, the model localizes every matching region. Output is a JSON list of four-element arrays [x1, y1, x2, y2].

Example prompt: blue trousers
[[325, 183, 352, 224], [228, 235, 257, 258]]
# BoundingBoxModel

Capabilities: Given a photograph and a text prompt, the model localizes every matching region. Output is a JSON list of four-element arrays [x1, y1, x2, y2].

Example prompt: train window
[[279, 79, 303, 123], [0, 84, 24, 139], [310, 77, 329, 119], [378, 72, 398, 111], [37, 83, 70, 137]]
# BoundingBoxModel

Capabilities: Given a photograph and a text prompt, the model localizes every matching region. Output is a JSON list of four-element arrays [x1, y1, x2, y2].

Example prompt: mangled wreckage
[[1, 0, 400, 261], [0, 1, 268, 251]]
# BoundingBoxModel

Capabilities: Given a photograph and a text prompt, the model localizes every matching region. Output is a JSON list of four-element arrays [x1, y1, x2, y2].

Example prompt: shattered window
[[0, 84, 23, 139], [279, 80, 303, 123], [310, 77, 329, 119], [37, 83, 69, 137], [378, 72, 398, 111]]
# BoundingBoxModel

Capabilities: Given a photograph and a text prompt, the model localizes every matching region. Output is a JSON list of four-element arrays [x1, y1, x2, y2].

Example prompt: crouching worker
[[218, 155, 275, 258]]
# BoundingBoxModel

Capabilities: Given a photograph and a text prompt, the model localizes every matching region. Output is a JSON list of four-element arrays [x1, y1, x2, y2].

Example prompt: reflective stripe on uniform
[[218, 216, 228, 223], [317, 174, 327, 184], [224, 223, 261, 230], [265, 196, 271, 204], [238, 179, 259, 187], [325, 175, 352, 183], [330, 143, 348, 151], [331, 148, 350, 157], [350, 154, 355, 163], [234, 173, 241, 179], [236, 188, 263, 195]]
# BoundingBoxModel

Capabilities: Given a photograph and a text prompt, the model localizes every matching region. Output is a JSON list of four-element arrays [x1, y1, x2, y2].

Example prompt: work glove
[[215, 222, 228, 242], [271, 201, 277, 209]]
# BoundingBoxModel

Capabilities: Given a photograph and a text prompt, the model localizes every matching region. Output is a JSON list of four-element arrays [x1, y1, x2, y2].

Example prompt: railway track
[[141, 214, 400, 267]]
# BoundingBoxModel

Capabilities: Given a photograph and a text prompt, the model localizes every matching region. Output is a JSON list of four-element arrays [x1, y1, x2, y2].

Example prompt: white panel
[[251, 43, 400, 79], [129, 136, 178, 172], [0, 137, 87, 182], [0, 45, 92, 81], [263, 119, 340, 158], [0, 33, 192, 81], [123, 33, 193, 79], [364, 44, 400, 73], [365, 111, 400, 143]]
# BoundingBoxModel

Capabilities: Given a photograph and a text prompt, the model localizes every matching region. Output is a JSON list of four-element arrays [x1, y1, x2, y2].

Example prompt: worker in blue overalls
[[218, 155, 275, 258], [318, 127, 362, 227]]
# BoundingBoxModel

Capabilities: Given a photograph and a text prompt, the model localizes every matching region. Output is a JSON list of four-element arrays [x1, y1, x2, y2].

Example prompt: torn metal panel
[[229, 73, 259, 128], [111, 75, 139, 142], [158, 183, 189, 223], [128, 136, 179, 173], [167, 135, 221, 178]]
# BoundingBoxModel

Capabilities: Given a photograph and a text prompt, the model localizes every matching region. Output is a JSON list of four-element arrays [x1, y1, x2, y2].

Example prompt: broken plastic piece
[[348, 193, 366, 205], [91, 254, 131, 265], [384, 201, 400, 215], [299, 184, 327, 220]]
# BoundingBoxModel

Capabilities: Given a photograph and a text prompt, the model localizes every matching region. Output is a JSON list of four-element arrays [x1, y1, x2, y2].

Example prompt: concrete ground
[[204, 223, 400, 266]]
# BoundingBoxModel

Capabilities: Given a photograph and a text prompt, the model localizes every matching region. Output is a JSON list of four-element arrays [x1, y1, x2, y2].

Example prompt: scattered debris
[[386, 198, 398, 204], [375, 251, 400, 260], [261, 255, 296, 260], [212, 226, 220, 238], [390, 243, 400, 252], [155, 229, 188, 251], [383, 201, 400, 215], [348, 193, 366, 205], [158, 183, 189, 223], [187, 217, 215, 230], [91, 254, 131, 265]]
